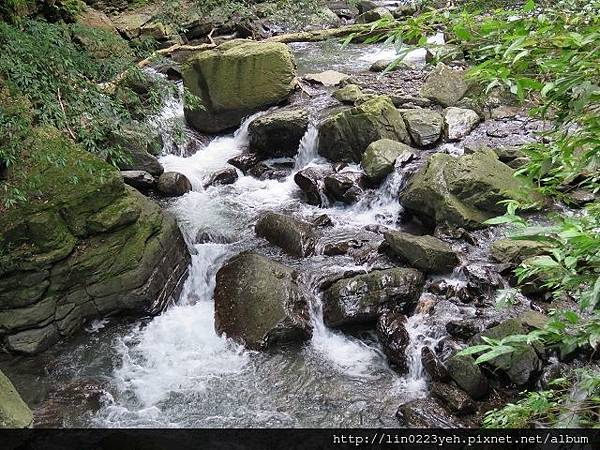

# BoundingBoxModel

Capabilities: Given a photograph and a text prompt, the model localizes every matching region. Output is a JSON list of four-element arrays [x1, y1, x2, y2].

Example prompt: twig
[[57, 88, 77, 140]]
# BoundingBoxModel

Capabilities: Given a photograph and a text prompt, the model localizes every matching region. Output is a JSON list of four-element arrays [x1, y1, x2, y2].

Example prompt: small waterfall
[[294, 124, 320, 170]]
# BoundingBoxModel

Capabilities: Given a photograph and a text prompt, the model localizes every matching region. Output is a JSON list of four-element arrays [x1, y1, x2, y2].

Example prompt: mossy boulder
[[183, 40, 297, 133], [318, 96, 410, 163], [0, 128, 190, 354], [384, 231, 459, 273], [446, 354, 489, 400], [400, 149, 529, 230], [361, 139, 416, 183], [0, 369, 32, 428], [214, 252, 312, 349], [332, 84, 364, 104], [401, 109, 443, 147], [421, 63, 469, 107], [255, 212, 317, 257], [490, 238, 551, 265], [248, 108, 309, 159]]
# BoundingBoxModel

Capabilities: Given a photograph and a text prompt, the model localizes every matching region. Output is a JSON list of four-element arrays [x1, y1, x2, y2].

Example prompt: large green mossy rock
[[0, 369, 32, 428], [400, 149, 529, 230], [214, 252, 311, 349], [183, 40, 297, 133], [0, 128, 190, 354], [318, 96, 410, 163], [361, 139, 416, 182], [384, 231, 459, 273], [490, 238, 551, 265]]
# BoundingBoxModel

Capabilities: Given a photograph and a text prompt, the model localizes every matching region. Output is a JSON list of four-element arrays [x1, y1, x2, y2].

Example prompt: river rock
[[401, 109, 443, 147], [357, 0, 377, 14], [203, 167, 238, 188], [248, 108, 309, 159], [421, 63, 469, 107], [214, 252, 311, 349], [304, 70, 350, 87], [356, 6, 393, 23], [377, 310, 409, 373], [294, 166, 332, 206], [157, 171, 192, 196], [361, 139, 416, 183], [324, 171, 365, 204], [446, 354, 489, 400], [323, 268, 424, 327], [0, 128, 190, 354], [421, 347, 450, 382], [430, 382, 477, 416], [183, 40, 297, 133], [0, 369, 33, 428], [446, 320, 480, 340], [400, 149, 528, 229], [490, 238, 550, 265], [228, 153, 261, 174], [396, 397, 469, 427], [370, 59, 408, 72], [120, 170, 155, 191], [444, 107, 480, 141], [255, 212, 317, 257], [318, 96, 410, 162], [383, 231, 459, 273], [332, 84, 364, 104], [112, 127, 163, 176]]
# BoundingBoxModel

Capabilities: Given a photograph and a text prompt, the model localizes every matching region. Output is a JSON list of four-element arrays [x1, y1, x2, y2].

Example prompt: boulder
[[255, 212, 317, 257], [361, 139, 416, 183], [446, 354, 489, 400], [430, 382, 477, 416], [396, 397, 470, 428], [324, 171, 365, 204], [357, 0, 378, 14], [376, 310, 410, 373], [248, 108, 309, 159], [304, 70, 350, 87], [400, 149, 528, 229], [203, 167, 238, 188], [421, 63, 469, 107], [318, 96, 410, 162], [214, 252, 311, 349], [0, 369, 32, 428], [0, 128, 190, 354], [157, 172, 192, 196], [383, 231, 459, 273], [112, 127, 163, 176], [120, 170, 155, 191], [228, 153, 261, 174], [332, 84, 364, 104], [444, 107, 480, 141], [294, 166, 332, 206], [490, 238, 550, 265], [370, 59, 407, 72], [323, 268, 424, 327], [183, 40, 297, 133], [446, 320, 480, 340], [401, 109, 443, 147], [421, 347, 450, 382], [356, 6, 393, 23]]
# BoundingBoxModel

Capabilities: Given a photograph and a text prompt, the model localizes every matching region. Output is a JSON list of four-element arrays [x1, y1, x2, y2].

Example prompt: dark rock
[[255, 212, 317, 257], [228, 153, 261, 174], [430, 382, 477, 416], [566, 189, 596, 207], [195, 230, 230, 244], [120, 170, 155, 191], [356, 6, 393, 23], [246, 162, 289, 180], [421, 347, 450, 382], [356, 0, 377, 14], [323, 239, 362, 256], [323, 268, 424, 327], [402, 109, 444, 147], [214, 252, 312, 349], [446, 320, 479, 340], [396, 397, 470, 427], [390, 95, 432, 108], [248, 108, 309, 159], [384, 231, 459, 273], [312, 214, 334, 228], [203, 167, 238, 188], [446, 354, 489, 400], [324, 171, 365, 204], [377, 310, 409, 373], [157, 172, 192, 196], [294, 166, 332, 206]]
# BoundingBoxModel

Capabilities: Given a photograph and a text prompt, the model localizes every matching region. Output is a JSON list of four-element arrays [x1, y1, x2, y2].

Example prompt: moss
[[0, 369, 32, 428]]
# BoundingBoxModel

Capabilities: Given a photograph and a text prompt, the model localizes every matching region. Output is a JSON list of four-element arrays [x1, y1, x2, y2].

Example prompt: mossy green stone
[[362, 139, 416, 182], [384, 231, 459, 273], [490, 238, 550, 264], [0, 369, 32, 428]]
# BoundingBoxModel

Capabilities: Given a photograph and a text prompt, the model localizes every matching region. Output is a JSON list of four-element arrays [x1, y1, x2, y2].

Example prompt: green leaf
[[523, 0, 536, 12], [457, 345, 491, 356], [474, 346, 516, 364]]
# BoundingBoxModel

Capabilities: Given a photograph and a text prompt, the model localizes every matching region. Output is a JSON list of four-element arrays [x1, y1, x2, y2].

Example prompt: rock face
[[377, 310, 410, 373], [400, 149, 527, 229], [490, 238, 550, 265], [444, 107, 480, 141], [183, 40, 297, 133], [248, 108, 309, 159], [214, 252, 311, 349], [446, 354, 489, 400], [0, 369, 32, 428], [318, 96, 410, 162], [383, 231, 459, 273], [323, 268, 424, 327], [0, 129, 190, 354], [157, 172, 192, 196], [361, 139, 416, 183], [255, 212, 317, 257], [421, 63, 469, 107], [402, 110, 443, 147]]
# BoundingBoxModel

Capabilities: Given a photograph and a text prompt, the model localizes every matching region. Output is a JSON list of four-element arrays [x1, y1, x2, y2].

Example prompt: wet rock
[[430, 382, 477, 416], [294, 166, 332, 206], [507, 156, 529, 169], [444, 107, 480, 141], [318, 96, 410, 163], [304, 70, 350, 87], [362, 139, 416, 183], [390, 95, 432, 108], [377, 310, 409, 373], [356, 6, 393, 23], [112, 127, 163, 176], [324, 171, 365, 204], [357, 0, 378, 14], [157, 171, 192, 196], [248, 108, 309, 159], [415, 293, 437, 315], [473, 319, 542, 386], [255, 212, 317, 257], [332, 84, 363, 104], [0, 369, 33, 428], [195, 230, 230, 244], [183, 40, 296, 133], [539, 360, 568, 390], [566, 189, 596, 207], [421, 347, 450, 382], [203, 167, 238, 188], [228, 153, 261, 174], [446, 354, 489, 400], [490, 238, 551, 265], [384, 231, 459, 273], [312, 214, 334, 228], [421, 63, 469, 107], [369, 59, 408, 72], [400, 149, 529, 230], [396, 397, 470, 427], [247, 162, 289, 181], [214, 252, 311, 349], [446, 320, 480, 341], [393, 4, 418, 18], [323, 268, 424, 327], [120, 170, 155, 191], [461, 263, 504, 300], [323, 239, 362, 256], [402, 109, 444, 147]]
